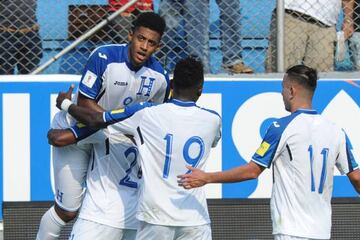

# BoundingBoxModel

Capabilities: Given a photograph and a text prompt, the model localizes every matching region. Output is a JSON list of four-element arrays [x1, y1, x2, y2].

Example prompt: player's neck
[[172, 90, 199, 102], [172, 94, 197, 103], [291, 102, 312, 113]]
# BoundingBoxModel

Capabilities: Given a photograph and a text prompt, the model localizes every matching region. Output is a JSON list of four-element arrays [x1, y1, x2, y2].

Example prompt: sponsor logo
[[98, 52, 107, 60], [114, 81, 128, 86], [273, 121, 280, 127]]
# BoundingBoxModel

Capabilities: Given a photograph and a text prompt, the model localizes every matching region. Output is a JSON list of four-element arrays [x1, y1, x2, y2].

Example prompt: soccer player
[[36, 12, 169, 240], [49, 57, 221, 240], [178, 65, 360, 240]]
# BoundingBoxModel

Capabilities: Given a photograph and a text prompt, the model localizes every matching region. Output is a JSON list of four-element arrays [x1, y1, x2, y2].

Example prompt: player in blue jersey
[[36, 12, 169, 240], [178, 65, 360, 240], [48, 57, 222, 240]]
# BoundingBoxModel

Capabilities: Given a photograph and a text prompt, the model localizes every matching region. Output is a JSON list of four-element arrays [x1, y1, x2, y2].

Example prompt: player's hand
[[56, 84, 74, 110], [177, 165, 209, 189]]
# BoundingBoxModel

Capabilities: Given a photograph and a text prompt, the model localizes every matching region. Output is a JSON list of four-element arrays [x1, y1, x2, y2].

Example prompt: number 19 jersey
[[105, 99, 222, 226], [251, 109, 358, 239]]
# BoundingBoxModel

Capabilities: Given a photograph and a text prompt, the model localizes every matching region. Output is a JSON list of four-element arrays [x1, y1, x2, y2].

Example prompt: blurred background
[[1, 0, 360, 76]]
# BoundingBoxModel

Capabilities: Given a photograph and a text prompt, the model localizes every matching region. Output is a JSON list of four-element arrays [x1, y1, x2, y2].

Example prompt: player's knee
[[54, 203, 78, 222]]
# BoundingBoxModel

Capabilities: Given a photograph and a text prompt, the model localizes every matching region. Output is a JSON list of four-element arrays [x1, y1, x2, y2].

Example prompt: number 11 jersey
[[251, 109, 358, 239]]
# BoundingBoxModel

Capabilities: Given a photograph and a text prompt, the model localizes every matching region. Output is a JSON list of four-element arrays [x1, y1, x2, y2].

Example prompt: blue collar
[[169, 99, 197, 107], [293, 108, 318, 115]]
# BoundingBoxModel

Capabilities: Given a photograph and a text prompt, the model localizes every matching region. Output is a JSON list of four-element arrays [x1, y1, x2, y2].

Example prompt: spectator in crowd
[[216, 0, 253, 74], [0, 0, 43, 74], [350, 0, 360, 70], [159, 0, 210, 73], [108, 0, 153, 43], [159, 0, 252, 74], [266, 0, 354, 72]]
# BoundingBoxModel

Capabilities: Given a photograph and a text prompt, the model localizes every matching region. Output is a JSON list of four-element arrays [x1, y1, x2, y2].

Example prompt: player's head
[[282, 65, 318, 112], [128, 12, 166, 67], [172, 57, 204, 102]]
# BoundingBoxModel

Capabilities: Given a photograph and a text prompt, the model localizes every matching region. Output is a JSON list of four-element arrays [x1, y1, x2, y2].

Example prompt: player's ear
[[127, 30, 133, 42], [289, 85, 295, 99], [197, 86, 203, 97], [155, 43, 162, 52], [170, 79, 174, 90]]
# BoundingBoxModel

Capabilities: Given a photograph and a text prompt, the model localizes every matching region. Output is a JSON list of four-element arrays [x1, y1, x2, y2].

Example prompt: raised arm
[[56, 85, 108, 129], [77, 92, 105, 112]]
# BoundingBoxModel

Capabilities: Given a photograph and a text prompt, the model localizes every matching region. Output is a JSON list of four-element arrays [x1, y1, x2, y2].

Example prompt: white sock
[[36, 206, 66, 240]]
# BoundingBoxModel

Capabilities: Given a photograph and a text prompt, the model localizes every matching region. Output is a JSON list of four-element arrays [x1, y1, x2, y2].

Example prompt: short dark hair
[[286, 65, 318, 92], [132, 12, 166, 36], [173, 57, 204, 89]]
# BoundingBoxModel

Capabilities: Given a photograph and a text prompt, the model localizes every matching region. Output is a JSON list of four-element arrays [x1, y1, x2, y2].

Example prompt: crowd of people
[[2, 0, 360, 74]]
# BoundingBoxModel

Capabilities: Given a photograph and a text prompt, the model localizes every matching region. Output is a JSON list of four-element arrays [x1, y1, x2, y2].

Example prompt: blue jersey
[[79, 44, 170, 110], [251, 109, 358, 239]]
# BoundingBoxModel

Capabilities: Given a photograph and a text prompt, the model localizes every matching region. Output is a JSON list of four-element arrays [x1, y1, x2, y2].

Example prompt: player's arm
[[56, 85, 108, 128], [337, 131, 360, 193], [347, 169, 360, 194], [77, 93, 105, 112], [47, 129, 76, 147], [178, 162, 265, 189], [179, 121, 281, 189]]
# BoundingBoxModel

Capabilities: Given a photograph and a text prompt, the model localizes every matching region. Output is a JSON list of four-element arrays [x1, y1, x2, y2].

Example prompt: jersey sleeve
[[107, 110, 145, 136], [251, 121, 285, 168], [335, 130, 359, 175], [77, 129, 108, 145], [104, 102, 154, 136], [212, 117, 222, 148], [69, 123, 98, 141], [103, 102, 154, 124], [78, 48, 108, 99]]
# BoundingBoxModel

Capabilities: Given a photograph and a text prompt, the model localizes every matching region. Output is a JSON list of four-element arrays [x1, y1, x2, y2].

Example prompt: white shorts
[[274, 234, 328, 240], [136, 221, 212, 240], [53, 143, 91, 211], [69, 218, 136, 240]]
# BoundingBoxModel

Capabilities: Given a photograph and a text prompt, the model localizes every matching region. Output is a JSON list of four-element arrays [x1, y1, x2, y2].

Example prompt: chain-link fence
[[0, 0, 359, 75]]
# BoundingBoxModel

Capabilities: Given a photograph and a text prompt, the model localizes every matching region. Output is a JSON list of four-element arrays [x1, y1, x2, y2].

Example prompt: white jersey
[[103, 99, 222, 226], [52, 43, 169, 130], [50, 44, 169, 225], [251, 109, 358, 239], [77, 130, 141, 229]]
